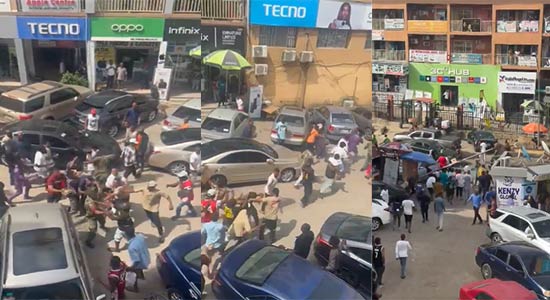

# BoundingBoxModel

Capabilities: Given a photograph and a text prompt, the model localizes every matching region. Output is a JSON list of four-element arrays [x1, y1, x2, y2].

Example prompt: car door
[[492, 248, 511, 279], [20, 132, 41, 161], [507, 255, 530, 288], [48, 88, 80, 120], [501, 215, 530, 242], [219, 151, 272, 184], [232, 113, 248, 137], [42, 135, 78, 168], [108, 96, 133, 127], [409, 131, 422, 140], [421, 131, 434, 140]]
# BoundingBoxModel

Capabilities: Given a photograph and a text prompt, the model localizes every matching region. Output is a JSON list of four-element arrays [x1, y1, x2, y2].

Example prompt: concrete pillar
[[14, 39, 28, 85], [86, 41, 96, 90], [164, 0, 174, 14], [22, 40, 35, 78], [85, 0, 95, 13]]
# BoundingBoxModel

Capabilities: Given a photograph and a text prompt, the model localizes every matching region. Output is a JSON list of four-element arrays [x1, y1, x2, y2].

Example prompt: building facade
[[247, 0, 372, 108], [372, 0, 550, 112]]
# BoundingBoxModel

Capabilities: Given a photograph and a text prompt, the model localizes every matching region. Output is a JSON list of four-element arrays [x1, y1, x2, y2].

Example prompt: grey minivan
[[0, 203, 105, 300], [201, 108, 250, 141], [309, 106, 358, 143]]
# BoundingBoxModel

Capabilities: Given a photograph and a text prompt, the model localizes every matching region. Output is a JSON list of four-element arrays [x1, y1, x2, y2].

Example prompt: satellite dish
[[542, 140, 550, 154]]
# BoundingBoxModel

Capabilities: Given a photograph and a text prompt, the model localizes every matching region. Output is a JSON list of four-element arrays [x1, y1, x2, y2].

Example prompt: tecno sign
[[263, 4, 306, 18], [111, 24, 144, 33], [27, 22, 79, 35]]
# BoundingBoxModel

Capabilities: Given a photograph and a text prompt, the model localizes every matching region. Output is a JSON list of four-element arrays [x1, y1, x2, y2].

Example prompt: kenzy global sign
[[250, 0, 319, 28], [17, 16, 87, 40]]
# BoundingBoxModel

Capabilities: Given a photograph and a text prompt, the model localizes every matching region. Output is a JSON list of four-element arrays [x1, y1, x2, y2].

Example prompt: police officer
[[108, 200, 135, 253], [84, 197, 109, 248]]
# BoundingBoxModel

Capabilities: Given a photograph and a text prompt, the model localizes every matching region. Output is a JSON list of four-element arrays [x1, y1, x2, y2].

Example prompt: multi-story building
[[246, 0, 372, 108], [373, 0, 550, 113]]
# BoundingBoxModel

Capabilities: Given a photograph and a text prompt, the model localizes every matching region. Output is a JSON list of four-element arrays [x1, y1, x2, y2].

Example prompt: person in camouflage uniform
[[84, 193, 110, 248]]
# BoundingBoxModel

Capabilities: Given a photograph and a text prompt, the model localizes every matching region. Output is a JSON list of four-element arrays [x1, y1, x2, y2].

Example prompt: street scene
[[372, 1, 550, 299]]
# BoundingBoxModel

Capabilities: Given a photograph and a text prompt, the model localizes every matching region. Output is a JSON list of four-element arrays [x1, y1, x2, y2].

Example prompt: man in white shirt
[[380, 188, 389, 203], [33, 147, 49, 178], [401, 199, 415, 233], [426, 175, 436, 199], [395, 233, 412, 279], [479, 141, 487, 165], [189, 147, 201, 180], [106, 60, 116, 89], [236, 96, 244, 112], [264, 168, 279, 195], [105, 168, 127, 190], [332, 141, 348, 174], [86, 108, 99, 132]]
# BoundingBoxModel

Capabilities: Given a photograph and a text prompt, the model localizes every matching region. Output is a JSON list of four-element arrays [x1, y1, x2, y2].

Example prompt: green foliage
[[60, 72, 88, 87]]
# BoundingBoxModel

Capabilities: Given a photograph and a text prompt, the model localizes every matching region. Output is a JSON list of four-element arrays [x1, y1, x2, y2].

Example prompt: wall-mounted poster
[[248, 85, 263, 119], [153, 67, 172, 101], [316, 0, 371, 30]]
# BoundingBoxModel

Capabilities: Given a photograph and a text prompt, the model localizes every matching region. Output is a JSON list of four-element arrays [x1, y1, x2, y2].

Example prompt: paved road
[[203, 120, 370, 299]]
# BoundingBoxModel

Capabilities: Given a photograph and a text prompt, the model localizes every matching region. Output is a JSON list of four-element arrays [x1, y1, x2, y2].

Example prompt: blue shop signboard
[[17, 17, 87, 41], [250, 0, 319, 28]]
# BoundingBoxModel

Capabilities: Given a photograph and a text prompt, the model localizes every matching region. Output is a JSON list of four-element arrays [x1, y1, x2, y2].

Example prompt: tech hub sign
[[250, 0, 319, 28]]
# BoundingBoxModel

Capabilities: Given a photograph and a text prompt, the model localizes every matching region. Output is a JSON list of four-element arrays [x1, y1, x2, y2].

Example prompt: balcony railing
[[16, 0, 85, 11], [496, 20, 539, 33], [202, 0, 243, 21], [372, 18, 405, 31], [373, 92, 405, 102], [174, 0, 200, 13], [450, 53, 491, 64], [373, 49, 406, 61], [542, 57, 550, 68], [495, 53, 537, 67], [450, 20, 492, 33], [95, 0, 165, 12]]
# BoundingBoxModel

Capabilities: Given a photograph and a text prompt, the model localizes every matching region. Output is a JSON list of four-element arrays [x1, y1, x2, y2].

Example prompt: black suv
[[70, 90, 159, 137], [0, 119, 121, 169]]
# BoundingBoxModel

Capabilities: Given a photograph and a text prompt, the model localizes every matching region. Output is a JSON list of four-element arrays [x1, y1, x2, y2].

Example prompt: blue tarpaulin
[[401, 151, 436, 165]]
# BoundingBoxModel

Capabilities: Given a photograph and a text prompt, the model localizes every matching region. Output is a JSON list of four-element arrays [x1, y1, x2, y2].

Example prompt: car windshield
[[235, 246, 290, 285], [331, 113, 354, 124], [201, 117, 231, 133], [183, 247, 201, 269], [3, 278, 85, 300], [13, 228, 67, 275], [277, 114, 305, 127], [533, 220, 550, 238], [477, 131, 494, 139], [307, 275, 364, 300], [173, 106, 201, 123], [160, 129, 200, 146], [336, 216, 371, 243], [83, 93, 116, 108], [0, 95, 25, 112]]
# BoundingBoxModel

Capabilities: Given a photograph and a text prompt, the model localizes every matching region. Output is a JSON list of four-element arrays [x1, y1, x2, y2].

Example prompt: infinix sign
[[17, 16, 87, 40], [250, 0, 319, 27], [168, 26, 199, 35], [163, 19, 200, 43]]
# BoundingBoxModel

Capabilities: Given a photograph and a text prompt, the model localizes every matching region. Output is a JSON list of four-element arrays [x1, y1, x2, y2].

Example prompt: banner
[[451, 53, 483, 64], [248, 85, 263, 119], [498, 72, 537, 94], [91, 17, 165, 42], [201, 26, 245, 55], [519, 20, 539, 32], [250, 0, 319, 28], [407, 20, 447, 33], [409, 50, 447, 63], [384, 18, 404, 30], [316, 0, 371, 30], [20, 0, 79, 12], [497, 21, 517, 32], [495, 176, 523, 207], [0, 0, 10, 11], [372, 30, 384, 41], [372, 63, 407, 76], [17, 17, 87, 41], [153, 67, 172, 101]]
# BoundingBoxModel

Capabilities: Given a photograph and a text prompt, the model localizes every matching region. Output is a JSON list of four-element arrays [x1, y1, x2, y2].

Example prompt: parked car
[[70, 90, 159, 137], [148, 128, 201, 174], [459, 278, 538, 300], [0, 203, 105, 300], [351, 106, 372, 137], [405, 139, 459, 159], [157, 231, 201, 300], [468, 129, 497, 152], [0, 81, 92, 124], [309, 106, 359, 143], [372, 198, 391, 231], [393, 129, 461, 149], [201, 108, 250, 141], [0, 119, 121, 170], [372, 180, 409, 203], [270, 106, 310, 146], [475, 241, 550, 300], [211, 239, 365, 300], [162, 98, 201, 131], [201, 138, 300, 187], [486, 206, 550, 254]]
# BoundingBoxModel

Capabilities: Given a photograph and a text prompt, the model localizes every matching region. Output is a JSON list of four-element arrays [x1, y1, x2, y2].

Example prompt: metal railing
[[450, 20, 492, 32], [95, 0, 165, 12], [201, 0, 244, 20], [174, 0, 200, 13], [372, 18, 405, 30], [495, 53, 537, 67], [373, 49, 406, 61]]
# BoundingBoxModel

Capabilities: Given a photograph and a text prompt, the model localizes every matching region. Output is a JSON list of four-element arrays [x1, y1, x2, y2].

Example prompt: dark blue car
[[156, 231, 201, 300], [212, 239, 365, 300], [475, 241, 550, 300]]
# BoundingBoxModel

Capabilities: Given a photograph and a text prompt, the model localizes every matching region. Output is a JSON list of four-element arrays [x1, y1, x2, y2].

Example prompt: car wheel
[[167, 161, 189, 175], [147, 110, 158, 122], [107, 124, 119, 137], [280, 168, 296, 182], [167, 289, 184, 300], [210, 175, 227, 187], [481, 263, 493, 279], [491, 233, 503, 244], [372, 218, 382, 231]]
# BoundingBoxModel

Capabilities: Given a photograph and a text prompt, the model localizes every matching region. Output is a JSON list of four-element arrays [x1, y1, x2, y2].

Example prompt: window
[[410, 132, 421, 138], [475, 293, 494, 300], [421, 132, 432, 138], [365, 31, 372, 49], [173, 106, 201, 123], [331, 113, 354, 124], [246, 152, 270, 163], [453, 40, 474, 53], [319, 107, 330, 119], [219, 151, 269, 164], [13, 228, 68, 275], [454, 8, 473, 20], [349, 247, 370, 262], [21, 133, 40, 146], [23, 96, 45, 113], [259, 26, 297, 48], [233, 114, 247, 130], [43, 136, 70, 149], [532, 219, 550, 238], [183, 248, 201, 269], [50, 88, 78, 105], [491, 210, 504, 219], [317, 29, 350, 48], [236, 246, 290, 285], [160, 129, 200, 146], [495, 249, 509, 262], [503, 215, 529, 231], [108, 97, 133, 113], [509, 255, 523, 271], [0, 96, 24, 112], [201, 117, 231, 133], [336, 216, 371, 242]]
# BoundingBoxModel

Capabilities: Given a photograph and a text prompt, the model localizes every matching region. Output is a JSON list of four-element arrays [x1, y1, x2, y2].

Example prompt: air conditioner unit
[[252, 45, 268, 58], [545, 86, 550, 94], [282, 50, 296, 62], [255, 64, 268, 75], [300, 51, 314, 63]]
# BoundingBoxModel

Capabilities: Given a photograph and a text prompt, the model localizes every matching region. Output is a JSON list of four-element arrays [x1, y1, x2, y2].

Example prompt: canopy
[[400, 151, 436, 165], [202, 49, 251, 71], [189, 45, 201, 58], [523, 123, 548, 134]]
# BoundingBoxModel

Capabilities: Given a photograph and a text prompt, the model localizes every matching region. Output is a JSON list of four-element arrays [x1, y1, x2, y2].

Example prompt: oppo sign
[[111, 24, 144, 33]]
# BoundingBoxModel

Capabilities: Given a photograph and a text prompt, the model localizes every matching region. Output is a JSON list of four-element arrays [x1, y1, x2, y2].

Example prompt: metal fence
[[201, 0, 244, 20], [174, 0, 200, 13], [95, 0, 165, 12]]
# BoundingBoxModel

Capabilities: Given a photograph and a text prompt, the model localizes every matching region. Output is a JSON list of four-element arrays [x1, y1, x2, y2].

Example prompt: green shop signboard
[[408, 63, 501, 108], [91, 17, 165, 42]]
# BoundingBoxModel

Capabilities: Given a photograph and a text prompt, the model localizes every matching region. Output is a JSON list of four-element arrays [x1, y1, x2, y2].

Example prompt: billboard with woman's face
[[316, 0, 372, 30]]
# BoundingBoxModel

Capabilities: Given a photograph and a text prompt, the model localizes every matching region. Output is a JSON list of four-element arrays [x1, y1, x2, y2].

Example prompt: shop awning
[[527, 165, 550, 181], [400, 151, 436, 165], [489, 167, 529, 178]]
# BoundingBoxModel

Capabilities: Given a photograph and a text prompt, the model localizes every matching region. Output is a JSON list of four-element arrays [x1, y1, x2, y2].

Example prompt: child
[[108, 256, 127, 300]]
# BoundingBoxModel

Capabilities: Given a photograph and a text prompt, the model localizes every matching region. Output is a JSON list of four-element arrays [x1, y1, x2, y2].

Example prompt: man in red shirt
[[437, 155, 447, 169], [169, 171, 197, 219], [201, 189, 217, 223], [46, 169, 67, 203]]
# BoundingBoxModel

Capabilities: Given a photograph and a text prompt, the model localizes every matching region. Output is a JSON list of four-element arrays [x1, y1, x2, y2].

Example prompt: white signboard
[[153, 67, 172, 101], [316, 0, 371, 30], [496, 176, 523, 207], [248, 85, 263, 119], [20, 0, 79, 12], [383, 158, 399, 186], [384, 18, 404, 30], [372, 30, 384, 41], [498, 72, 537, 94], [409, 49, 447, 63], [0, 0, 10, 11]]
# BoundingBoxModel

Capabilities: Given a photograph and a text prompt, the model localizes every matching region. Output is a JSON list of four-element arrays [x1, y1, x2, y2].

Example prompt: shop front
[[372, 62, 408, 102], [163, 19, 200, 92], [497, 71, 537, 114], [0, 16, 22, 83], [17, 16, 87, 81], [90, 17, 165, 90], [408, 63, 501, 109]]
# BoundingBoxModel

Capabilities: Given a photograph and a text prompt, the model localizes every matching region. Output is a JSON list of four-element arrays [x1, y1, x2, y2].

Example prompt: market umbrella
[[523, 123, 548, 134], [202, 49, 252, 71], [400, 151, 436, 165], [189, 45, 201, 58]]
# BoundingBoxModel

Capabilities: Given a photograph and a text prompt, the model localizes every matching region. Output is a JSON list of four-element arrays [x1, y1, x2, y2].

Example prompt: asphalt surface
[[203, 120, 370, 299], [372, 118, 492, 300]]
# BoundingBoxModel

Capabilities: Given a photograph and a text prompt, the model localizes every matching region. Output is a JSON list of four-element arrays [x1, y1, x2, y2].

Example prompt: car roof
[[5, 203, 79, 288], [182, 98, 201, 110], [168, 231, 200, 261], [461, 279, 536, 299], [1, 119, 78, 137], [86, 90, 128, 101], [202, 138, 278, 159], [280, 106, 306, 116], [322, 106, 352, 114], [498, 206, 550, 222], [321, 212, 371, 242], [206, 108, 245, 120], [3, 81, 63, 101], [491, 241, 547, 256]]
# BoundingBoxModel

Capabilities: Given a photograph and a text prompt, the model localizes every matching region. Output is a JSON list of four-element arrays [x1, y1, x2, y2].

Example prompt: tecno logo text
[[27, 22, 80, 35], [111, 24, 144, 32], [263, 4, 306, 18]]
